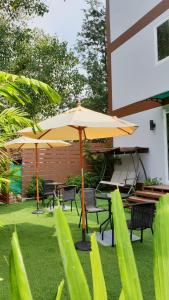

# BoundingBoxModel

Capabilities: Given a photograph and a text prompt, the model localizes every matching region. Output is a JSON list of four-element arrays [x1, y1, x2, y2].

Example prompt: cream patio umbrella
[[19, 101, 138, 249], [5, 136, 70, 214]]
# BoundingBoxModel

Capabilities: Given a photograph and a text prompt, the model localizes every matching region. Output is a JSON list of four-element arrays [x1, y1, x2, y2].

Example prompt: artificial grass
[[0, 200, 155, 300]]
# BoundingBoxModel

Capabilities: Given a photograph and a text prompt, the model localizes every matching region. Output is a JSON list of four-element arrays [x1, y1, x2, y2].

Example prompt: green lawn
[[0, 199, 155, 300]]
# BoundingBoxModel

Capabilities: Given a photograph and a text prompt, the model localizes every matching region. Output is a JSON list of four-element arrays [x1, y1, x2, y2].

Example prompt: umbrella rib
[[47, 143, 53, 148], [38, 129, 52, 139], [18, 143, 25, 150], [83, 128, 87, 140], [117, 127, 133, 135]]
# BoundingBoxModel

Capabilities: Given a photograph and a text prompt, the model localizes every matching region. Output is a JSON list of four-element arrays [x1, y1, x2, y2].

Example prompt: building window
[[157, 19, 169, 61]]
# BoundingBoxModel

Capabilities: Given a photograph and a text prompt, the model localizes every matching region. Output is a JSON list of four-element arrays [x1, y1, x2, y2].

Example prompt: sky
[[29, 0, 105, 48], [30, 0, 88, 48]]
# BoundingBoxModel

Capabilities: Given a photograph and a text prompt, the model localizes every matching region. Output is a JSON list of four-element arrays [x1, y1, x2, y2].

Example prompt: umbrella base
[[75, 240, 91, 251], [32, 209, 44, 215]]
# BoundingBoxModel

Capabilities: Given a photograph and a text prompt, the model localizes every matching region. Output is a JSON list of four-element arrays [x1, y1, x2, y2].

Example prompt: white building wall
[[111, 9, 169, 110], [109, 0, 161, 41], [113, 107, 168, 183]]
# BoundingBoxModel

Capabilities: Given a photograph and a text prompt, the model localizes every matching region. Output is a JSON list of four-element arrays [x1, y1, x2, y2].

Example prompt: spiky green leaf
[[111, 189, 143, 300], [154, 194, 169, 300], [56, 280, 64, 300], [90, 233, 107, 300], [54, 207, 91, 300], [10, 231, 33, 300]]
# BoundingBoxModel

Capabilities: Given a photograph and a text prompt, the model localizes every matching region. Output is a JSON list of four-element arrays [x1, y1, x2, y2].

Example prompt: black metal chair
[[127, 202, 155, 242], [41, 180, 56, 208], [78, 188, 108, 233], [59, 185, 79, 215]]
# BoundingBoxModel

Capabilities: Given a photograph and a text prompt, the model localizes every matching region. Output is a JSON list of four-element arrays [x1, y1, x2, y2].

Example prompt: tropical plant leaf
[[10, 251, 21, 300], [10, 231, 33, 300], [56, 280, 64, 300], [0, 71, 61, 104], [119, 290, 125, 300], [90, 233, 107, 300], [154, 194, 169, 300], [54, 207, 91, 300], [111, 189, 143, 300]]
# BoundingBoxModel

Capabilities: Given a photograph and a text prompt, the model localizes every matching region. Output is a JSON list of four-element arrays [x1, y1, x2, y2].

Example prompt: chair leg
[[71, 200, 72, 211], [130, 229, 132, 241], [78, 211, 82, 228], [151, 227, 154, 235], [140, 229, 143, 243], [74, 200, 79, 215], [96, 212, 99, 224], [85, 212, 88, 233], [53, 195, 55, 209]]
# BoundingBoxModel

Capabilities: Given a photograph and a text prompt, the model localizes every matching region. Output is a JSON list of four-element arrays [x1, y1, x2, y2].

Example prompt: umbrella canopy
[[5, 136, 70, 149], [19, 101, 138, 248], [19, 103, 138, 140], [5, 136, 70, 214]]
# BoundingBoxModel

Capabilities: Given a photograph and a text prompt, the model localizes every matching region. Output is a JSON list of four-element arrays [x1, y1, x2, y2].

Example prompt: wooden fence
[[22, 142, 110, 196]]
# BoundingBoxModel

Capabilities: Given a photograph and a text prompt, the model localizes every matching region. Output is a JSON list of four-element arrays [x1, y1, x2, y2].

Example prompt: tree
[[76, 0, 107, 113], [0, 0, 48, 23], [0, 21, 86, 118]]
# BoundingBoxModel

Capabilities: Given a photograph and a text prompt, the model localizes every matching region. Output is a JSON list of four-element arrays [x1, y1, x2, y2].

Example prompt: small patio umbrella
[[5, 136, 70, 214], [19, 101, 138, 249]]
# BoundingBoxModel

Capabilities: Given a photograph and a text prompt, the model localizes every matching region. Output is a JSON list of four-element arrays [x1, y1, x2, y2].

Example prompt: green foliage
[[0, 71, 61, 109], [144, 177, 162, 186], [111, 189, 143, 299], [90, 233, 107, 300], [0, 21, 85, 118], [0, 0, 48, 23], [55, 280, 64, 300], [76, 0, 107, 113], [66, 171, 100, 189], [54, 207, 91, 300], [10, 231, 33, 300], [154, 193, 169, 300], [26, 176, 44, 197], [83, 143, 106, 175]]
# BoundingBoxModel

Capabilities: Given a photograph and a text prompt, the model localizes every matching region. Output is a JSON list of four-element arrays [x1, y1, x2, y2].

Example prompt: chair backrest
[[42, 180, 55, 194], [62, 185, 76, 201], [131, 203, 155, 229], [81, 188, 96, 209]]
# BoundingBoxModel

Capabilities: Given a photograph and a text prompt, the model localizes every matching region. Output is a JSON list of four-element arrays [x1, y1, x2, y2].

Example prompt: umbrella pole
[[32, 144, 44, 214], [75, 128, 91, 251]]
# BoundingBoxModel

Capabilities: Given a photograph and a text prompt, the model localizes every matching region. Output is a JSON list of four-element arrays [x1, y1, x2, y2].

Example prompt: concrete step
[[135, 190, 164, 199], [128, 196, 157, 204]]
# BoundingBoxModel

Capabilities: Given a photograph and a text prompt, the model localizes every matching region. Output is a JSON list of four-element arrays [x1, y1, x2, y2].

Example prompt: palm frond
[[0, 71, 61, 104]]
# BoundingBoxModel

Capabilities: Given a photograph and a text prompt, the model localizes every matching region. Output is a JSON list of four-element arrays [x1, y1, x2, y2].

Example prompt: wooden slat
[[128, 196, 157, 204], [135, 190, 165, 199], [143, 185, 169, 192]]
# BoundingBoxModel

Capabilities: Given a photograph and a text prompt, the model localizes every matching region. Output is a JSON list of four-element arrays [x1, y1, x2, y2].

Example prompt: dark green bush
[[66, 171, 100, 189], [26, 176, 44, 197]]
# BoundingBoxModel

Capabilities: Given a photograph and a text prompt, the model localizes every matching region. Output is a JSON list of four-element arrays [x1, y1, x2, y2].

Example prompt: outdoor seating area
[[0, 197, 155, 299], [1, 1, 169, 297]]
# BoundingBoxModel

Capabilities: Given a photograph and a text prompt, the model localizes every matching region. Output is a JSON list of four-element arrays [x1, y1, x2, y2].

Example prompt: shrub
[[66, 171, 100, 189], [26, 176, 44, 197], [144, 177, 162, 186]]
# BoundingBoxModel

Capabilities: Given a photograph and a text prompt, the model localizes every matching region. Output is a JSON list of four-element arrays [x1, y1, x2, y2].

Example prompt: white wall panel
[[109, 0, 161, 41], [111, 10, 169, 110], [113, 107, 168, 183]]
